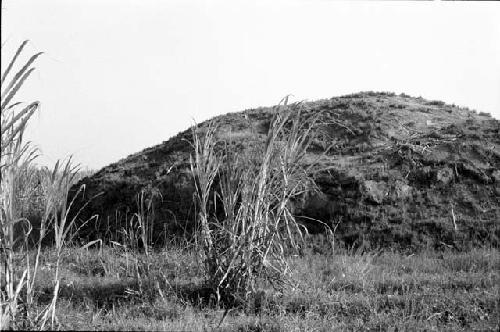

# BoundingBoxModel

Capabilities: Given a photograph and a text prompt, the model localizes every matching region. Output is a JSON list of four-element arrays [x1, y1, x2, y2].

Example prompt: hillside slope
[[71, 92, 500, 250]]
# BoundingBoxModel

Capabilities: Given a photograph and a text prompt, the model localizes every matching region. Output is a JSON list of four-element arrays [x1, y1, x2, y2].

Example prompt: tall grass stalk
[[38, 159, 94, 329], [190, 123, 221, 280], [190, 98, 319, 305], [134, 185, 162, 257]]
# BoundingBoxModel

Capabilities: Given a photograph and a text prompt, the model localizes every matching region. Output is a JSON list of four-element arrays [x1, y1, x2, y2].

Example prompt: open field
[[13, 245, 498, 331]]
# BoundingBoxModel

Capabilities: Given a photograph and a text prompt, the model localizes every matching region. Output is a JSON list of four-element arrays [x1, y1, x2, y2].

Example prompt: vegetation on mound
[[71, 92, 500, 251]]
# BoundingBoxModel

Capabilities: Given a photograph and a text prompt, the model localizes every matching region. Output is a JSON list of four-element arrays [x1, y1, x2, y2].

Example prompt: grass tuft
[[190, 98, 320, 307]]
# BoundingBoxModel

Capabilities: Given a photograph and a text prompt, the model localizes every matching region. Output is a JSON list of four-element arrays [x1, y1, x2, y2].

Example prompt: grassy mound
[[70, 92, 500, 250]]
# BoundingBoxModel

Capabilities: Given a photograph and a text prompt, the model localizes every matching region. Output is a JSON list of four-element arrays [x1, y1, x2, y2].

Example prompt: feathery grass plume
[[190, 97, 320, 307]]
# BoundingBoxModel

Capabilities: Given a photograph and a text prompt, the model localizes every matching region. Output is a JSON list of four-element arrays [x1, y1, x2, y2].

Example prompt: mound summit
[[71, 92, 500, 250]]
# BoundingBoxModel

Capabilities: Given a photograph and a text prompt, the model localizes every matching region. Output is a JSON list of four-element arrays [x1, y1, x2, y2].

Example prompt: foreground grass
[[20, 246, 499, 331]]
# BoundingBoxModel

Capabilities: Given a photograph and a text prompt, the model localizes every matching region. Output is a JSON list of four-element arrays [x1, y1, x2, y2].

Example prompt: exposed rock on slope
[[71, 92, 500, 250]]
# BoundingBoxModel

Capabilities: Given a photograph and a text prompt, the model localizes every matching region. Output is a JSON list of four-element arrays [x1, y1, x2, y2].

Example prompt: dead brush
[[190, 97, 320, 308]]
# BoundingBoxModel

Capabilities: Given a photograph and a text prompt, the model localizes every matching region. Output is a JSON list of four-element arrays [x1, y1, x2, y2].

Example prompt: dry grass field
[[18, 245, 500, 331]]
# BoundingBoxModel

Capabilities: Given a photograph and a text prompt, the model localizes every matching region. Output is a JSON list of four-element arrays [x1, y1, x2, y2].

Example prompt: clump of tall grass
[[0, 41, 92, 329], [190, 98, 319, 306], [1, 40, 42, 329]]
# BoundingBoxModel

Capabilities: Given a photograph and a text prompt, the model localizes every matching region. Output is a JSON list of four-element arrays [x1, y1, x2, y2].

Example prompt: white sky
[[2, 0, 500, 169]]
